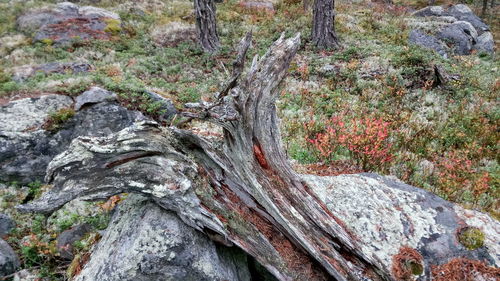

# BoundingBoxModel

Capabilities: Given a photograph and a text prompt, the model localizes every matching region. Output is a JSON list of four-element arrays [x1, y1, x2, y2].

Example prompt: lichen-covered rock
[[408, 29, 448, 58], [0, 239, 20, 277], [409, 4, 494, 56], [412, 6, 445, 17], [0, 94, 73, 132], [0, 92, 144, 183], [74, 87, 117, 110], [16, 2, 121, 46], [74, 195, 251, 281], [303, 173, 499, 275], [474, 32, 495, 54], [445, 4, 489, 35], [12, 62, 92, 82], [437, 21, 478, 55], [143, 91, 178, 122]]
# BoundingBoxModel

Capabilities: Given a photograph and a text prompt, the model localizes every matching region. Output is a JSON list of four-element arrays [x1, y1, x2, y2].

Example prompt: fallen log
[[18, 33, 499, 281]]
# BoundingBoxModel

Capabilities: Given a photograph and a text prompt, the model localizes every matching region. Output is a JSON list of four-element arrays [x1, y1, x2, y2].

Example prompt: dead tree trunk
[[194, 0, 220, 53], [312, 0, 339, 49], [17, 33, 500, 281]]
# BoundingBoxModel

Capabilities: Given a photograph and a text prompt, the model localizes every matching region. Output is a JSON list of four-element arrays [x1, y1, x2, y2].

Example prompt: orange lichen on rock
[[431, 258, 500, 281], [391, 246, 424, 280]]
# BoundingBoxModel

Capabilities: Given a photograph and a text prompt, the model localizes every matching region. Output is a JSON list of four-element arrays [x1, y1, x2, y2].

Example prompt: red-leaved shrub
[[307, 115, 394, 171]]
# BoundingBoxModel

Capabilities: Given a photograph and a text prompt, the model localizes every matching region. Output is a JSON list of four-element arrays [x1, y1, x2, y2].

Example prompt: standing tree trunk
[[303, 0, 312, 11], [312, 0, 339, 49], [194, 0, 220, 53], [17, 33, 500, 281], [481, 0, 489, 17]]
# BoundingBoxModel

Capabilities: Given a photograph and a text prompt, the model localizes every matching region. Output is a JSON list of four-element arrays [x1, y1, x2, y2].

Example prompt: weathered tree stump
[[18, 33, 499, 281]]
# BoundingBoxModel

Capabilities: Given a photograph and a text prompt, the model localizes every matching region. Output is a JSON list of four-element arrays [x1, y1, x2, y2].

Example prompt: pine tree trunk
[[194, 0, 220, 53], [312, 0, 339, 49]]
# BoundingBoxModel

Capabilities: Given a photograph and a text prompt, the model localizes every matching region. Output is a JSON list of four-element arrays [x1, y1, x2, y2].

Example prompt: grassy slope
[[0, 0, 498, 279]]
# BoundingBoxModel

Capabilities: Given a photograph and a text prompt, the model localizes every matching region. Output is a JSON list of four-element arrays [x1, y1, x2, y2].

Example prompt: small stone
[[0, 214, 15, 237], [78, 6, 120, 20], [0, 239, 20, 277], [318, 64, 340, 77], [56, 223, 92, 260], [143, 91, 178, 121], [412, 6, 444, 17], [74, 87, 118, 111]]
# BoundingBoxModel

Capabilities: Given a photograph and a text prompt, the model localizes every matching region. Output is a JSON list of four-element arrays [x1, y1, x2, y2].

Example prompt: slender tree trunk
[[312, 0, 339, 49], [194, 0, 220, 53], [481, 0, 489, 17]]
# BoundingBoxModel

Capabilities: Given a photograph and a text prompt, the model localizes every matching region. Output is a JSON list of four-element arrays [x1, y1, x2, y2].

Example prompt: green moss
[[407, 260, 424, 275], [40, 38, 54, 46], [104, 18, 122, 35], [458, 227, 485, 250], [43, 108, 76, 132]]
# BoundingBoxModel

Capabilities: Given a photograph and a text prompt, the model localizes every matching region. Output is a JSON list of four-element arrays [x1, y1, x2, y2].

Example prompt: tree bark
[[17, 33, 500, 281], [194, 0, 220, 53], [312, 0, 339, 49]]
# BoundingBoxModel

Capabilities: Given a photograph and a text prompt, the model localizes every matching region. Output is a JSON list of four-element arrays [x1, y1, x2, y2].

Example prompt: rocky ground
[[0, 0, 498, 280]]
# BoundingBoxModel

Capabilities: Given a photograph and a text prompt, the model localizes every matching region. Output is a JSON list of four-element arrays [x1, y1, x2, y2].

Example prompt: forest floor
[[0, 0, 498, 279]]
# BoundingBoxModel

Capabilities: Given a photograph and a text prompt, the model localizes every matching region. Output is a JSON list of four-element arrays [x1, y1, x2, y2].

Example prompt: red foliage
[[391, 246, 424, 280], [431, 258, 500, 281], [307, 115, 394, 171], [435, 150, 491, 202]]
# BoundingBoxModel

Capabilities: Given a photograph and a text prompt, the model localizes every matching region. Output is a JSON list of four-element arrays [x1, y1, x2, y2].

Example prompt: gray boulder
[[0, 93, 145, 184], [57, 223, 92, 260], [144, 91, 178, 122], [408, 29, 448, 58], [409, 4, 494, 56], [0, 214, 15, 237], [474, 32, 495, 54], [437, 21, 478, 55], [445, 4, 489, 35], [74, 195, 251, 281], [303, 173, 500, 271], [0, 239, 20, 277]]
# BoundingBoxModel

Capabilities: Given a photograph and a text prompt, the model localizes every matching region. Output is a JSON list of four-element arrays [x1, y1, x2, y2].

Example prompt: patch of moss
[[43, 108, 76, 132], [40, 38, 54, 46], [407, 260, 424, 275], [458, 227, 485, 250], [104, 18, 122, 35]]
